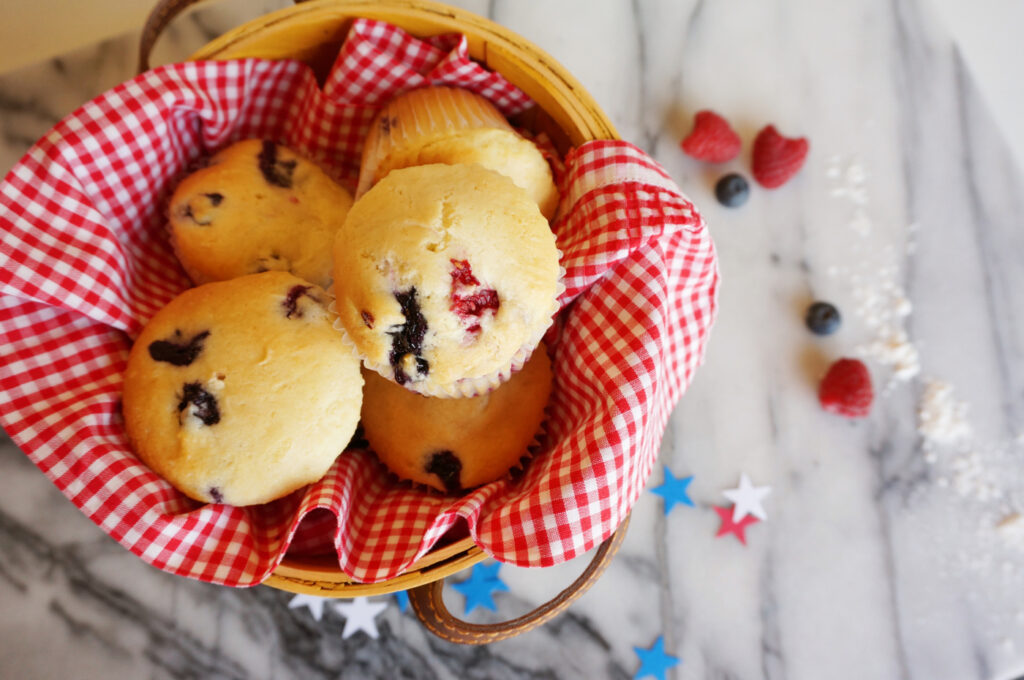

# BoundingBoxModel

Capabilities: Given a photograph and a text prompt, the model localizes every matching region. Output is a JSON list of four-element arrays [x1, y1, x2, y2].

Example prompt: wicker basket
[[139, 0, 628, 643]]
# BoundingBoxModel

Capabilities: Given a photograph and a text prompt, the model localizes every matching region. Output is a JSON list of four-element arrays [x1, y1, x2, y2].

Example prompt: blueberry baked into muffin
[[168, 139, 354, 288], [122, 271, 363, 506], [332, 162, 561, 398], [360, 342, 553, 493], [357, 86, 559, 220]]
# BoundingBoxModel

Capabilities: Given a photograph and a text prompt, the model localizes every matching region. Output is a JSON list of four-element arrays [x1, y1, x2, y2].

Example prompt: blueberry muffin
[[357, 87, 559, 220], [332, 163, 561, 398], [122, 271, 363, 506], [168, 139, 353, 287], [361, 343, 553, 493]]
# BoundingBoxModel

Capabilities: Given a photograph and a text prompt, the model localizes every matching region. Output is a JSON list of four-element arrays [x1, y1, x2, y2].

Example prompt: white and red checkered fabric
[[0, 19, 718, 585]]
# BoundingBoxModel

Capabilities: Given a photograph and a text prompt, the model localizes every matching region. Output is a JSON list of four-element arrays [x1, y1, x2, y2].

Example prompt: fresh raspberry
[[680, 110, 741, 163], [751, 125, 809, 188], [818, 358, 873, 418]]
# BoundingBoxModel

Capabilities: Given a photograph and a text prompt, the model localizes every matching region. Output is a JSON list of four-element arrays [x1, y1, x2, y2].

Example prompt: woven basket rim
[[188, 0, 619, 146]]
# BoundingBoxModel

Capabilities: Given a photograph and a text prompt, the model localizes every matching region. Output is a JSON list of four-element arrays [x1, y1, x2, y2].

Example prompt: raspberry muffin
[[168, 139, 353, 287], [122, 271, 363, 506], [357, 87, 559, 220], [361, 343, 553, 493], [333, 163, 561, 398]]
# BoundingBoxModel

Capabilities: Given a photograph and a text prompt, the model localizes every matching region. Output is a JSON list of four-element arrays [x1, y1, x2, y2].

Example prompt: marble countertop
[[2, 1, 1024, 678]]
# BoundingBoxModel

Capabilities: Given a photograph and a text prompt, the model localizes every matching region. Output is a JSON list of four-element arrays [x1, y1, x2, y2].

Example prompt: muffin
[[122, 271, 363, 506], [357, 86, 559, 220], [333, 163, 561, 397], [361, 343, 553, 493], [168, 139, 354, 287]]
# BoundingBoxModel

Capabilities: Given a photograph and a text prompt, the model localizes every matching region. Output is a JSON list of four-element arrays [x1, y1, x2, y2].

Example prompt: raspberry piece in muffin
[[449, 259, 499, 333]]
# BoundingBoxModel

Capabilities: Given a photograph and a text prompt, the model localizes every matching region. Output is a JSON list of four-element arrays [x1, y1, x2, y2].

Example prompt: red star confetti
[[722, 473, 771, 522], [714, 505, 760, 545]]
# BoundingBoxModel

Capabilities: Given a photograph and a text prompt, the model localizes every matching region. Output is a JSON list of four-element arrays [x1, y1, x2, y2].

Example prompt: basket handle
[[408, 514, 629, 644], [138, 0, 310, 74]]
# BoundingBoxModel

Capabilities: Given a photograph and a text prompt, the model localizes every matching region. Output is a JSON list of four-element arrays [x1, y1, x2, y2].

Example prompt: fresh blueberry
[[805, 301, 841, 335], [714, 173, 750, 207]]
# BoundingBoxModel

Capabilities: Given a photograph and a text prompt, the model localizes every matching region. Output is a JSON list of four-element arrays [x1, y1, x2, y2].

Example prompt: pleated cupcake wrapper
[[0, 19, 718, 586], [357, 86, 515, 198], [340, 258, 566, 399], [321, 292, 366, 370]]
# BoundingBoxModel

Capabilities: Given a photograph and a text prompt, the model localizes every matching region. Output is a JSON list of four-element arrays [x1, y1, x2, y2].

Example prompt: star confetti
[[287, 593, 328, 621], [394, 589, 410, 613], [714, 505, 759, 545], [650, 466, 695, 515], [452, 561, 509, 614], [633, 635, 680, 680], [333, 597, 388, 639], [722, 473, 771, 522]]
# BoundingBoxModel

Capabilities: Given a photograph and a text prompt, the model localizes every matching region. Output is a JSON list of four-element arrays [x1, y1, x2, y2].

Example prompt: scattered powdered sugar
[[918, 379, 973, 450], [937, 450, 1004, 503], [825, 155, 1024, 542], [861, 330, 920, 386], [825, 156, 920, 388], [823, 155, 1024, 649]]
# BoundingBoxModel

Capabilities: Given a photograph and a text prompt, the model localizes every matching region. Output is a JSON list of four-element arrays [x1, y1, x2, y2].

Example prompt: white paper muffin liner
[[357, 86, 515, 199]]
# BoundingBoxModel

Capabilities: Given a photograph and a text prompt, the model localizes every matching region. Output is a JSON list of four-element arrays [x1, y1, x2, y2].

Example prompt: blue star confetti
[[394, 589, 410, 613], [452, 561, 509, 614], [650, 466, 694, 514], [633, 635, 680, 680]]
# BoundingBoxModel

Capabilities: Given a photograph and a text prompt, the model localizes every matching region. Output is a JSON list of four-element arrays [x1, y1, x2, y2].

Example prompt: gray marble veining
[[2, 0, 1024, 678]]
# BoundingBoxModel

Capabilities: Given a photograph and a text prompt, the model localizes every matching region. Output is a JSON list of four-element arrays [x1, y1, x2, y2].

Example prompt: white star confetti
[[722, 473, 772, 522], [288, 593, 329, 621], [333, 597, 388, 639]]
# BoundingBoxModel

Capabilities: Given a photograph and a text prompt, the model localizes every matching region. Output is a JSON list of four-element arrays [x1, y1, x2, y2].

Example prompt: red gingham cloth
[[0, 19, 718, 585]]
